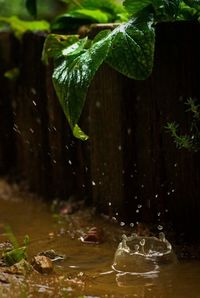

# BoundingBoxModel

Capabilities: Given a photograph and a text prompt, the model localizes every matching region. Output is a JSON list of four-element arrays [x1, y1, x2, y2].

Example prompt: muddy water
[[0, 181, 200, 298]]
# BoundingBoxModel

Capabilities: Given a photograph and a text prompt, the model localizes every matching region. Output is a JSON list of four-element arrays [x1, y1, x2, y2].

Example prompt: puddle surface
[[0, 180, 200, 298]]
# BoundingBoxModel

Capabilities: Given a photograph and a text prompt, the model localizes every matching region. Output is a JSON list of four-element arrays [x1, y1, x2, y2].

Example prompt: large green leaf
[[69, 8, 111, 23], [123, 0, 180, 20], [106, 16, 155, 79], [123, 0, 153, 16], [42, 34, 79, 64], [52, 31, 112, 140]]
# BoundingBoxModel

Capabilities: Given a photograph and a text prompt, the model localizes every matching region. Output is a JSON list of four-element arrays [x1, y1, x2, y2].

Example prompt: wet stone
[[31, 255, 53, 274], [38, 249, 65, 262]]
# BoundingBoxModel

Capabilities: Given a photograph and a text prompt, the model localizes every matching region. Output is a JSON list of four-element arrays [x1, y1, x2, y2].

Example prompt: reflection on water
[[0, 180, 200, 297]]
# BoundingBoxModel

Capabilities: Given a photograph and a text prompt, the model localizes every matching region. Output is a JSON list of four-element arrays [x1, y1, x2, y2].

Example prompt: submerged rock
[[31, 255, 53, 274], [38, 249, 65, 262]]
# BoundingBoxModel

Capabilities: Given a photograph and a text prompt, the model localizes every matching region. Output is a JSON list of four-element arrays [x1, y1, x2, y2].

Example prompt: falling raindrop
[[68, 160, 72, 165], [137, 204, 142, 209], [155, 194, 158, 198], [174, 163, 177, 167], [53, 159, 57, 164], [167, 192, 170, 196], [118, 145, 122, 151], [92, 181, 96, 186], [32, 100, 37, 106], [127, 128, 132, 135], [120, 222, 125, 227], [171, 189, 175, 193], [29, 128, 34, 134], [157, 212, 161, 217], [108, 202, 112, 206], [130, 223, 134, 227], [96, 101, 101, 108], [136, 209, 139, 213], [157, 225, 163, 231]]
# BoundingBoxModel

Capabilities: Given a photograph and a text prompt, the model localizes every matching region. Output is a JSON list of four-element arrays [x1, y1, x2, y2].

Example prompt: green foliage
[[51, 0, 128, 32], [2, 226, 30, 266], [0, 16, 49, 39], [25, 0, 37, 18], [166, 98, 200, 152], [4, 67, 20, 80]]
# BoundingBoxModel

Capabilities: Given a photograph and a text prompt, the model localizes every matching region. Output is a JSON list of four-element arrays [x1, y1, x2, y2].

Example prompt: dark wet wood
[[0, 22, 200, 239]]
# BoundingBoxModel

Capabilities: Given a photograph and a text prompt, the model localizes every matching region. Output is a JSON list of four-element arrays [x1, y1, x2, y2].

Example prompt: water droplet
[[165, 209, 168, 213], [171, 189, 175, 193], [174, 163, 177, 167], [155, 194, 158, 198], [102, 172, 105, 176], [130, 223, 134, 227], [32, 100, 37, 106], [140, 239, 145, 246], [53, 159, 57, 164], [141, 184, 144, 188], [137, 204, 142, 209], [130, 174, 134, 179], [157, 225, 163, 231], [157, 212, 161, 217], [136, 209, 139, 213], [127, 128, 132, 135], [68, 160, 72, 165], [31, 87, 36, 95], [29, 128, 34, 134], [96, 101, 101, 108], [134, 196, 138, 200], [120, 222, 125, 227], [167, 192, 170, 196], [108, 202, 112, 206], [118, 145, 122, 151], [92, 181, 96, 186]]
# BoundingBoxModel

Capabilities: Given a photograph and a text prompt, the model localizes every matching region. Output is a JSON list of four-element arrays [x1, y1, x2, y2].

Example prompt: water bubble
[[137, 204, 142, 209], [157, 225, 163, 231], [130, 223, 134, 227], [108, 202, 112, 206], [92, 181, 96, 186], [120, 222, 125, 227]]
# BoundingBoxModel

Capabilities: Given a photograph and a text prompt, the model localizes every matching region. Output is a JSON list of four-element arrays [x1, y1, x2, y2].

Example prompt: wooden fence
[[0, 22, 200, 239]]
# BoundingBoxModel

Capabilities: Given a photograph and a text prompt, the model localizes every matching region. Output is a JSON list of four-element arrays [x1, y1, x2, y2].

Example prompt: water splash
[[112, 233, 177, 276]]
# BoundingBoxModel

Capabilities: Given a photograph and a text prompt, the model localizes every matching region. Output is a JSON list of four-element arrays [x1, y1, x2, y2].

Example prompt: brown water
[[0, 180, 200, 298]]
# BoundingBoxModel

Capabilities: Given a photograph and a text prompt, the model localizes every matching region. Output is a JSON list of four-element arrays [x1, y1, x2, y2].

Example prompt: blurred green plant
[[2, 225, 30, 266], [166, 98, 200, 152]]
